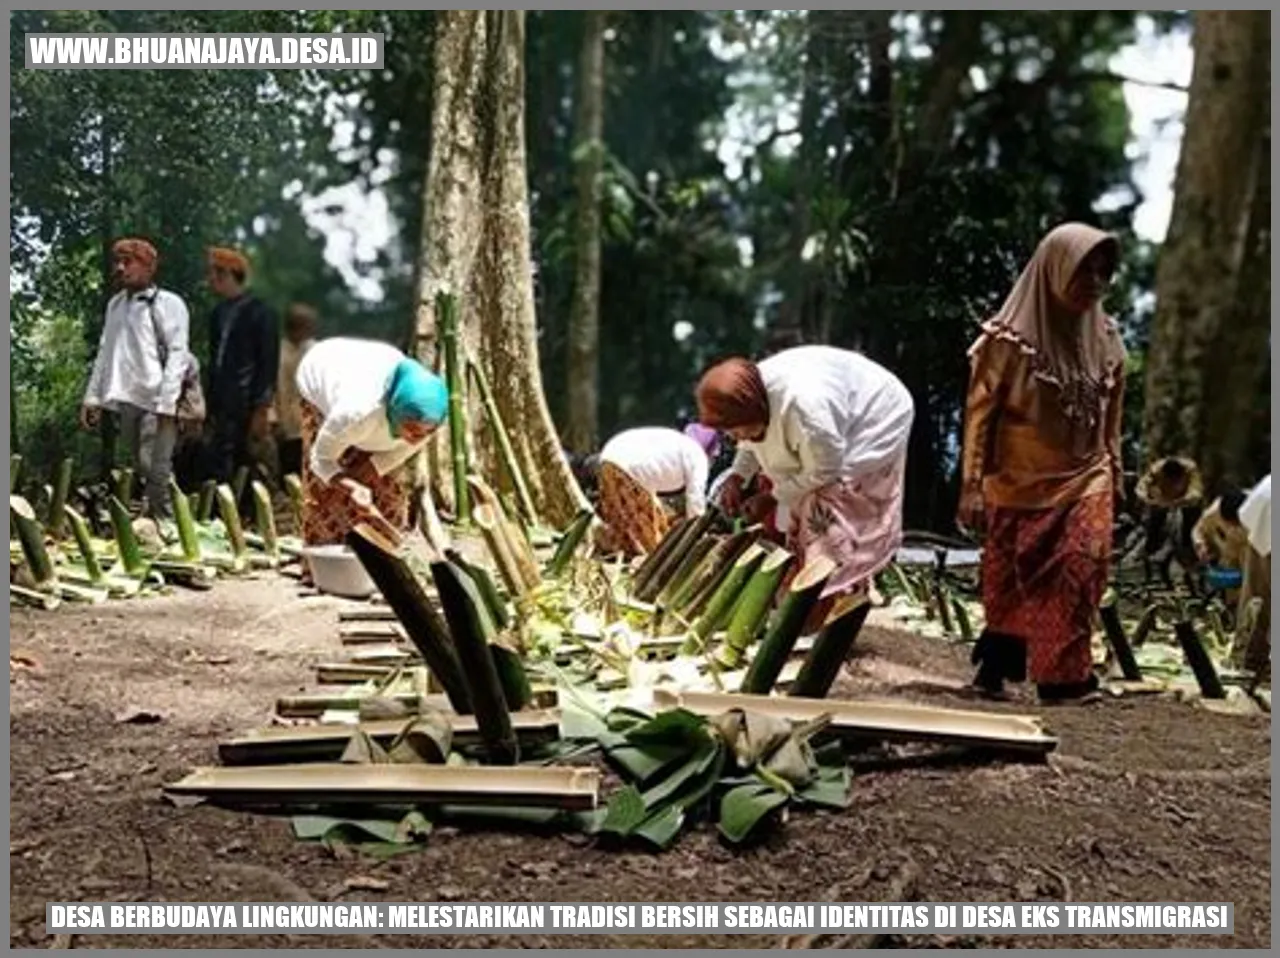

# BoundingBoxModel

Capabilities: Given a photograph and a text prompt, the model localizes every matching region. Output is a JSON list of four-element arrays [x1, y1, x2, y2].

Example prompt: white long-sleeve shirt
[[1240, 474, 1272, 558], [296, 337, 428, 484], [600, 427, 710, 517], [83, 287, 190, 416], [726, 345, 915, 519]]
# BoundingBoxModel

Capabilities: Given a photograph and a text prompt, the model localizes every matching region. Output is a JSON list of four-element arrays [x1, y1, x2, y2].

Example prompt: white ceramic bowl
[[303, 544, 377, 599]]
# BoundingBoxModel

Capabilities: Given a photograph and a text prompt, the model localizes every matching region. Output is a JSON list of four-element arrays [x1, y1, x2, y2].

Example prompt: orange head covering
[[968, 222, 1126, 429], [696, 357, 769, 430], [111, 238, 158, 274], [207, 246, 250, 277]]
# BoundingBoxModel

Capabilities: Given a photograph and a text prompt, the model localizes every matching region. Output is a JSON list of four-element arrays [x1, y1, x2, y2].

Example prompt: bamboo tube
[[631, 516, 694, 592], [283, 474, 304, 533], [473, 503, 527, 597], [658, 536, 718, 607], [10, 495, 56, 589], [46, 457, 73, 539], [677, 528, 759, 619], [251, 481, 280, 562], [1174, 619, 1226, 700], [741, 558, 836, 695], [547, 508, 595, 578], [788, 599, 872, 699], [169, 480, 201, 562], [719, 549, 795, 669], [437, 291, 471, 524], [10, 454, 22, 492], [346, 525, 472, 714], [1131, 604, 1158, 647], [445, 547, 510, 632], [431, 560, 519, 765], [682, 543, 768, 654], [112, 467, 133, 506], [63, 505, 105, 584], [11, 583, 59, 610], [951, 596, 974, 643], [934, 578, 955, 634], [467, 355, 538, 527], [214, 484, 248, 559], [416, 482, 451, 554], [636, 508, 719, 603], [195, 480, 217, 522], [230, 465, 250, 507], [468, 475, 540, 587], [107, 494, 147, 577], [1099, 594, 1142, 681]]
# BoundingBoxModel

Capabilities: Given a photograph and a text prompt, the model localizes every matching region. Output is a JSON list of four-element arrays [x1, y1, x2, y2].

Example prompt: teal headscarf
[[385, 359, 449, 437]]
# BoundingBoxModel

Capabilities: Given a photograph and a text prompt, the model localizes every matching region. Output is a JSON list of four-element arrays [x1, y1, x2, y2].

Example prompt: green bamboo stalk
[[231, 465, 250, 506], [107, 494, 147, 578], [546, 508, 595, 578], [951, 595, 974, 643], [636, 507, 719, 603], [46, 457, 73, 539], [113, 467, 134, 506], [169, 479, 201, 562], [682, 543, 767, 654], [658, 536, 719, 607], [719, 549, 795, 669], [63, 504, 105, 584], [10, 495, 56, 589], [467, 355, 538, 527], [251, 481, 279, 562], [10, 454, 23, 493], [283, 473, 304, 533], [446, 547, 510, 633], [214, 484, 248, 559], [676, 528, 759, 619], [196, 480, 217, 522], [789, 600, 872, 699], [1099, 593, 1142, 681], [741, 558, 836, 695], [437, 291, 471, 524]]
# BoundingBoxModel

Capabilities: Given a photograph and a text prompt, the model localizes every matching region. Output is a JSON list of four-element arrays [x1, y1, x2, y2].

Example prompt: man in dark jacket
[[204, 246, 280, 512]]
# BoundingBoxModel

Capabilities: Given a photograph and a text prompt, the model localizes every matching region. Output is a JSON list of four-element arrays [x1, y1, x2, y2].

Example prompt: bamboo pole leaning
[[437, 291, 471, 525], [466, 353, 538, 528], [789, 597, 872, 699], [46, 457, 73, 540], [682, 542, 768, 654], [718, 549, 795, 669], [741, 557, 836, 695]]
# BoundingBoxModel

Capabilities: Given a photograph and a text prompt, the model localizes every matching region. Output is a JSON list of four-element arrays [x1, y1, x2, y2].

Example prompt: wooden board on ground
[[651, 689, 1058, 756], [339, 622, 407, 643], [219, 710, 562, 765], [165, 762, 600, 810], [338, 606, 399, 623], [277, 686, 560, 719]]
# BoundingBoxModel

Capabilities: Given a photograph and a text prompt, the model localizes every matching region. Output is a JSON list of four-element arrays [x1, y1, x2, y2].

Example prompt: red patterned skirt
[[982, 493, 1112, 686], [300, 400, 411, 546]]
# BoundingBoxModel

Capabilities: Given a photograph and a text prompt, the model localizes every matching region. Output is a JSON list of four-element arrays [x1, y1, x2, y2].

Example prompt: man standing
[[274, 302, 319, 480], [204, 247, 280, 510], [81, 238, 190, 519]]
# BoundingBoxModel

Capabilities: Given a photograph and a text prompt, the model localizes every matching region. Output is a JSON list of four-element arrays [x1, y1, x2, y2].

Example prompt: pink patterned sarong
[[785, 455, 907, 599]]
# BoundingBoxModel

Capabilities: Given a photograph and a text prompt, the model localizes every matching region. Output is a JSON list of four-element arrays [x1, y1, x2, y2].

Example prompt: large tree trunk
[[415, 10, 588, 527], [1142, 11, 1271, 493], [564, 10, 607, 454]]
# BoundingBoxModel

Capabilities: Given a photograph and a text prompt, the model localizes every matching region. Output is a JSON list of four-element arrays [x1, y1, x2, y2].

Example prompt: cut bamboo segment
[[46, 457, 73, 539], [195, 480, 217, 522], [789, 599, 872, 699], [214, 484, 248, 560], [1174, 619, 1226, 699], [106, 494, 148, 578], [170, 480, 202, 562], [231, 465, 250, 506], [718, 548, 795, 669], [1099, 594, 1142, 681], [683, 543, 768, 654], [346, 524, 471, 714], [636, 508, 718, 603], [316, 662, 406, 684], [445, 548, 509, 632], [339, 622, 407, 643], [10, 495, 56, 589], [653, 689, 1058, 756], [218, 710, 563, 766], [631, 516, 694, 594], [164, 762, 600, 810], [251, 481, 280, 563], [546, 508, 595, 578], [438, 291, 471, 524], [350, 644, 418, 665], [1131, 604, 1158, 647], [10, 453, 22, 492], [431, 560, 520, 765], [284, 474, 305, 533], [677, 528, 760, 619], [63, 505, 105, 584], [11, 583, 60, 610], [657, 536, 718, 608], [473, 503, 531, 596], [467, 355, 538, 527]]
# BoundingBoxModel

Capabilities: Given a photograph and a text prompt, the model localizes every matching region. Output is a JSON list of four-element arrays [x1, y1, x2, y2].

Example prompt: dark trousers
[[279, 437, 303, 481]]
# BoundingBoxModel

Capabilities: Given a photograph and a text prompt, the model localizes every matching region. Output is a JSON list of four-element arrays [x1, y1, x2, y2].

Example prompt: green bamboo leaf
[[640, 741, 719, 810], [624, 708, 708, 746], [599, 785, 647, 836], [606, 743, 690, 785], [633, 805, 685, 850], [718, 784, 789, 844]]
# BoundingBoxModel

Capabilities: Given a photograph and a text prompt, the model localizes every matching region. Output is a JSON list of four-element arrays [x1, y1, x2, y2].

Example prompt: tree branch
[[1074, 70, 1189, 93]]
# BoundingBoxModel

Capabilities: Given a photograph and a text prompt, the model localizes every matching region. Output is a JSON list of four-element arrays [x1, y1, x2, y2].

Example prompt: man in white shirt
[[80, 238, 190, 519]]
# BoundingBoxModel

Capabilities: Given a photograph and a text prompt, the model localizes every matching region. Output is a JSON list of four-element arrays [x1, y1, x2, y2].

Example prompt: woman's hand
[[741, 491, 776, 525], [956, 482, 985, 537], [717, 473, 746, 516]]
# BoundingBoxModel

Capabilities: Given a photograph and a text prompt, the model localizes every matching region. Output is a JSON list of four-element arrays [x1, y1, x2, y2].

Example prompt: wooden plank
[[276, 686, 559, 719], [219, 710, 562, 766], [652, 689, 1058, 756], [165, 762, 600, 810], [338, 606, 399, 623]]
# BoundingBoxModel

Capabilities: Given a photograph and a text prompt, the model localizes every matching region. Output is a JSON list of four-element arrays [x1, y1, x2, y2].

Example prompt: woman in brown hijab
[[958, 223, 1126, 705]]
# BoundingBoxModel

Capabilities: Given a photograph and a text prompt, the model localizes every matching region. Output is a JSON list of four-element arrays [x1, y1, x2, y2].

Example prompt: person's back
[[600, 426, 708, 513], [296, 337, 405, 418]]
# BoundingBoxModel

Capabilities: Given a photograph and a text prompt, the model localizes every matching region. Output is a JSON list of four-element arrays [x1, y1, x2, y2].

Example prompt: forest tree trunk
[[1142, 10, 1271, 492], [415, 10, 589, 527], [564, 10, 607, 454]]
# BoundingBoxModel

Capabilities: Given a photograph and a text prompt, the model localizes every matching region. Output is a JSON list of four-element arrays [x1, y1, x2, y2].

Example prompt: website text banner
[[25, 34, 384, 70], [48, 902, 1234, 936]]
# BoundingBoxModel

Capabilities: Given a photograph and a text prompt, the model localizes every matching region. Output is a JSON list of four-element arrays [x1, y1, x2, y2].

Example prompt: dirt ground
[[9, 574, 1271, 949]]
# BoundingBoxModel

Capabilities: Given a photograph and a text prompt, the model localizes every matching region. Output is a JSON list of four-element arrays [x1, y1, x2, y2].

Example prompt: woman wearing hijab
[[959, 222, 1126, 706], [696, 345, 915, 624], [295, 337, 448, 548]]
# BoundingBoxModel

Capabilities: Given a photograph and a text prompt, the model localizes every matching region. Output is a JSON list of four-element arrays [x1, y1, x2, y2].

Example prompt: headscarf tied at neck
[[696, 358, 769, 430], [384, 359, 449, 437], [968, 222, 1126, 429]]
